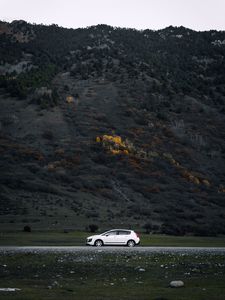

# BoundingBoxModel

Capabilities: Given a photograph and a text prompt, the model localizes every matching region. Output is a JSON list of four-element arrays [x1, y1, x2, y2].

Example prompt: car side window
[[108, 231, 117, 236], [103, 231, 117, 236], [118, 231, 130, 235]]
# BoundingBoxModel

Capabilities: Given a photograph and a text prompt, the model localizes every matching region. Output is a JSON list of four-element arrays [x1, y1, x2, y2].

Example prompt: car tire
[[94, 239, 103, 247], [127, 240, 135, 247]]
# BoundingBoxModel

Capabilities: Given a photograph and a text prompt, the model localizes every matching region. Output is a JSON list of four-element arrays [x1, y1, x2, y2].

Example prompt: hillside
[[0, 20, 225, 235]]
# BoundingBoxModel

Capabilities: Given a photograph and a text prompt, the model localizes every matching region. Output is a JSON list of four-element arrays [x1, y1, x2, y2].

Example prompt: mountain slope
[[0, 21, 225, 235]]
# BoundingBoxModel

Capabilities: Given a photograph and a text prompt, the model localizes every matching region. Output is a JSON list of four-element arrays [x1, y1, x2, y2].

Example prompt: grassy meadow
[[0, 230, 225, 247]]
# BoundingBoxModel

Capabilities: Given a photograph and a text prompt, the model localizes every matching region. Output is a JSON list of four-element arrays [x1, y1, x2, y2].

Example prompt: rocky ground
[[0, 248, 225, 300]]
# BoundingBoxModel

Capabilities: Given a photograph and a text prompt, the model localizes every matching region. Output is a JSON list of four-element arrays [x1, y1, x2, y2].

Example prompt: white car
[[86, 229, 140, 247]]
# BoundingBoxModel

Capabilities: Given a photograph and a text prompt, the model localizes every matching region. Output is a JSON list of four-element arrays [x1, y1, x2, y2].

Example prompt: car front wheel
[[94, 239, 103, 247], [127, 240, 135, 247]]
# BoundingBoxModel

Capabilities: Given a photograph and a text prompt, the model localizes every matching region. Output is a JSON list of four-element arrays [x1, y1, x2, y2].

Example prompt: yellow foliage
[[96, 133, 153, 158], [98, 134, 130, 155], [102, 135, 125, 146], [202, 179, 210, 187], [193, 177, 200, 185], [113, 136, 122, 144], [102, 135, 113, 142]]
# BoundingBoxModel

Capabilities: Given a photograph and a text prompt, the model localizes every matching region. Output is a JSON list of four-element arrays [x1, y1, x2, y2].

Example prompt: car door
[[102, 230, 118, 245], [117, 230, 131, 245]]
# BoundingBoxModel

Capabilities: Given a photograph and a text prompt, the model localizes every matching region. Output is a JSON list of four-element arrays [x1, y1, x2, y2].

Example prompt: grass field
[[0, 249, 225, 300], [0, 231, 225, 247]]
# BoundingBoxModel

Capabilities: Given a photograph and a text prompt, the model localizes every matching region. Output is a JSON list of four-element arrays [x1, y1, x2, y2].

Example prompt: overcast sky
[[1, 0, 225, 31]]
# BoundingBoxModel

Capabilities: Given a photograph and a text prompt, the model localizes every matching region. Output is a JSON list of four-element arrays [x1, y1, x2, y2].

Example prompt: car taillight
[[135, 232, 140, 238]]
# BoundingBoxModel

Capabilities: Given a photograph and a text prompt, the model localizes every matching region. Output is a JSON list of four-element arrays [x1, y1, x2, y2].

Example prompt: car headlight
[[87, 238, 92, 242]]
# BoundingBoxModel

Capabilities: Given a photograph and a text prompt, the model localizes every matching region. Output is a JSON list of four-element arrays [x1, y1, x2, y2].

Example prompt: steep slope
[[0, 21, 225, 234]]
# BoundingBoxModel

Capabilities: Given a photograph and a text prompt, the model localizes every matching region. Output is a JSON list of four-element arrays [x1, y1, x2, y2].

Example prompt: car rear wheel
[[127, 240, 135, 247], [95, 239, 103, 247]]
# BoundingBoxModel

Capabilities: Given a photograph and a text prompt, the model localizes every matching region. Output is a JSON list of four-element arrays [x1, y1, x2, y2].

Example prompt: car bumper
[[86, 240, 94, 246]]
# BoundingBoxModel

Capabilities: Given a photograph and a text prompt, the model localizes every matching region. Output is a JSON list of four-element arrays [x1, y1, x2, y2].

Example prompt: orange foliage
[[128, 158, 142, 170], [218, 186, 225, 193], [163, 152, 210, 186], [66, 96, 75, 103], [47, 156, 80, 171], [18, 148, 44, 161], [0, 138, 44, 161], [111, 149, 121, 155]]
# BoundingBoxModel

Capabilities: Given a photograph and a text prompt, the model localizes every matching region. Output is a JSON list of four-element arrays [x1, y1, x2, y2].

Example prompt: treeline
[[0, 64, 58, 98], [0, 21, 225, 106]]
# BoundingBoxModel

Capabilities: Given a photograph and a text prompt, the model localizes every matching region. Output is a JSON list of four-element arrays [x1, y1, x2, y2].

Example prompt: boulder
[[169, 280, 184, 288], [34, 87, 52, 99]]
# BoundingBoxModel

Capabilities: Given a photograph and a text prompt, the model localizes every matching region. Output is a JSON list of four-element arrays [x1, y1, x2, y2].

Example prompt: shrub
[[160, 223, 185, 236], [193, 226, 217, 237], [85, 211, 99, 218], [89, 224, 99, 233], [23, 225, 31, 232], [42, 130, 54, 140], [97, 134, 134, 156], [143, 222, 152, 234]]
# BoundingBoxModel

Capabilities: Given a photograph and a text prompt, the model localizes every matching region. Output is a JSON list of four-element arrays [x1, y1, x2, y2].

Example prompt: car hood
[[87, 234, 100, 239]]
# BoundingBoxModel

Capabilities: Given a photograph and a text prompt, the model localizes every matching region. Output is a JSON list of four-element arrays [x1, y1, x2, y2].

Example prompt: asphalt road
[[0, 246, 225, 254]]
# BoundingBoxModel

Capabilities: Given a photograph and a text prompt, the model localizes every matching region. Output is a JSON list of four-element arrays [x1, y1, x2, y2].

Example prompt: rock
[[34, 87, 52, 99], [170, 280, 184, 288], [138, 268, 145, 272], [0, 288, 21, 292]]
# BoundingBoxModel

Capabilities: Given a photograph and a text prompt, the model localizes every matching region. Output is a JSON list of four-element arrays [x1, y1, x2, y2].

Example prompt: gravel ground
[[0, 246, 225, 254]]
